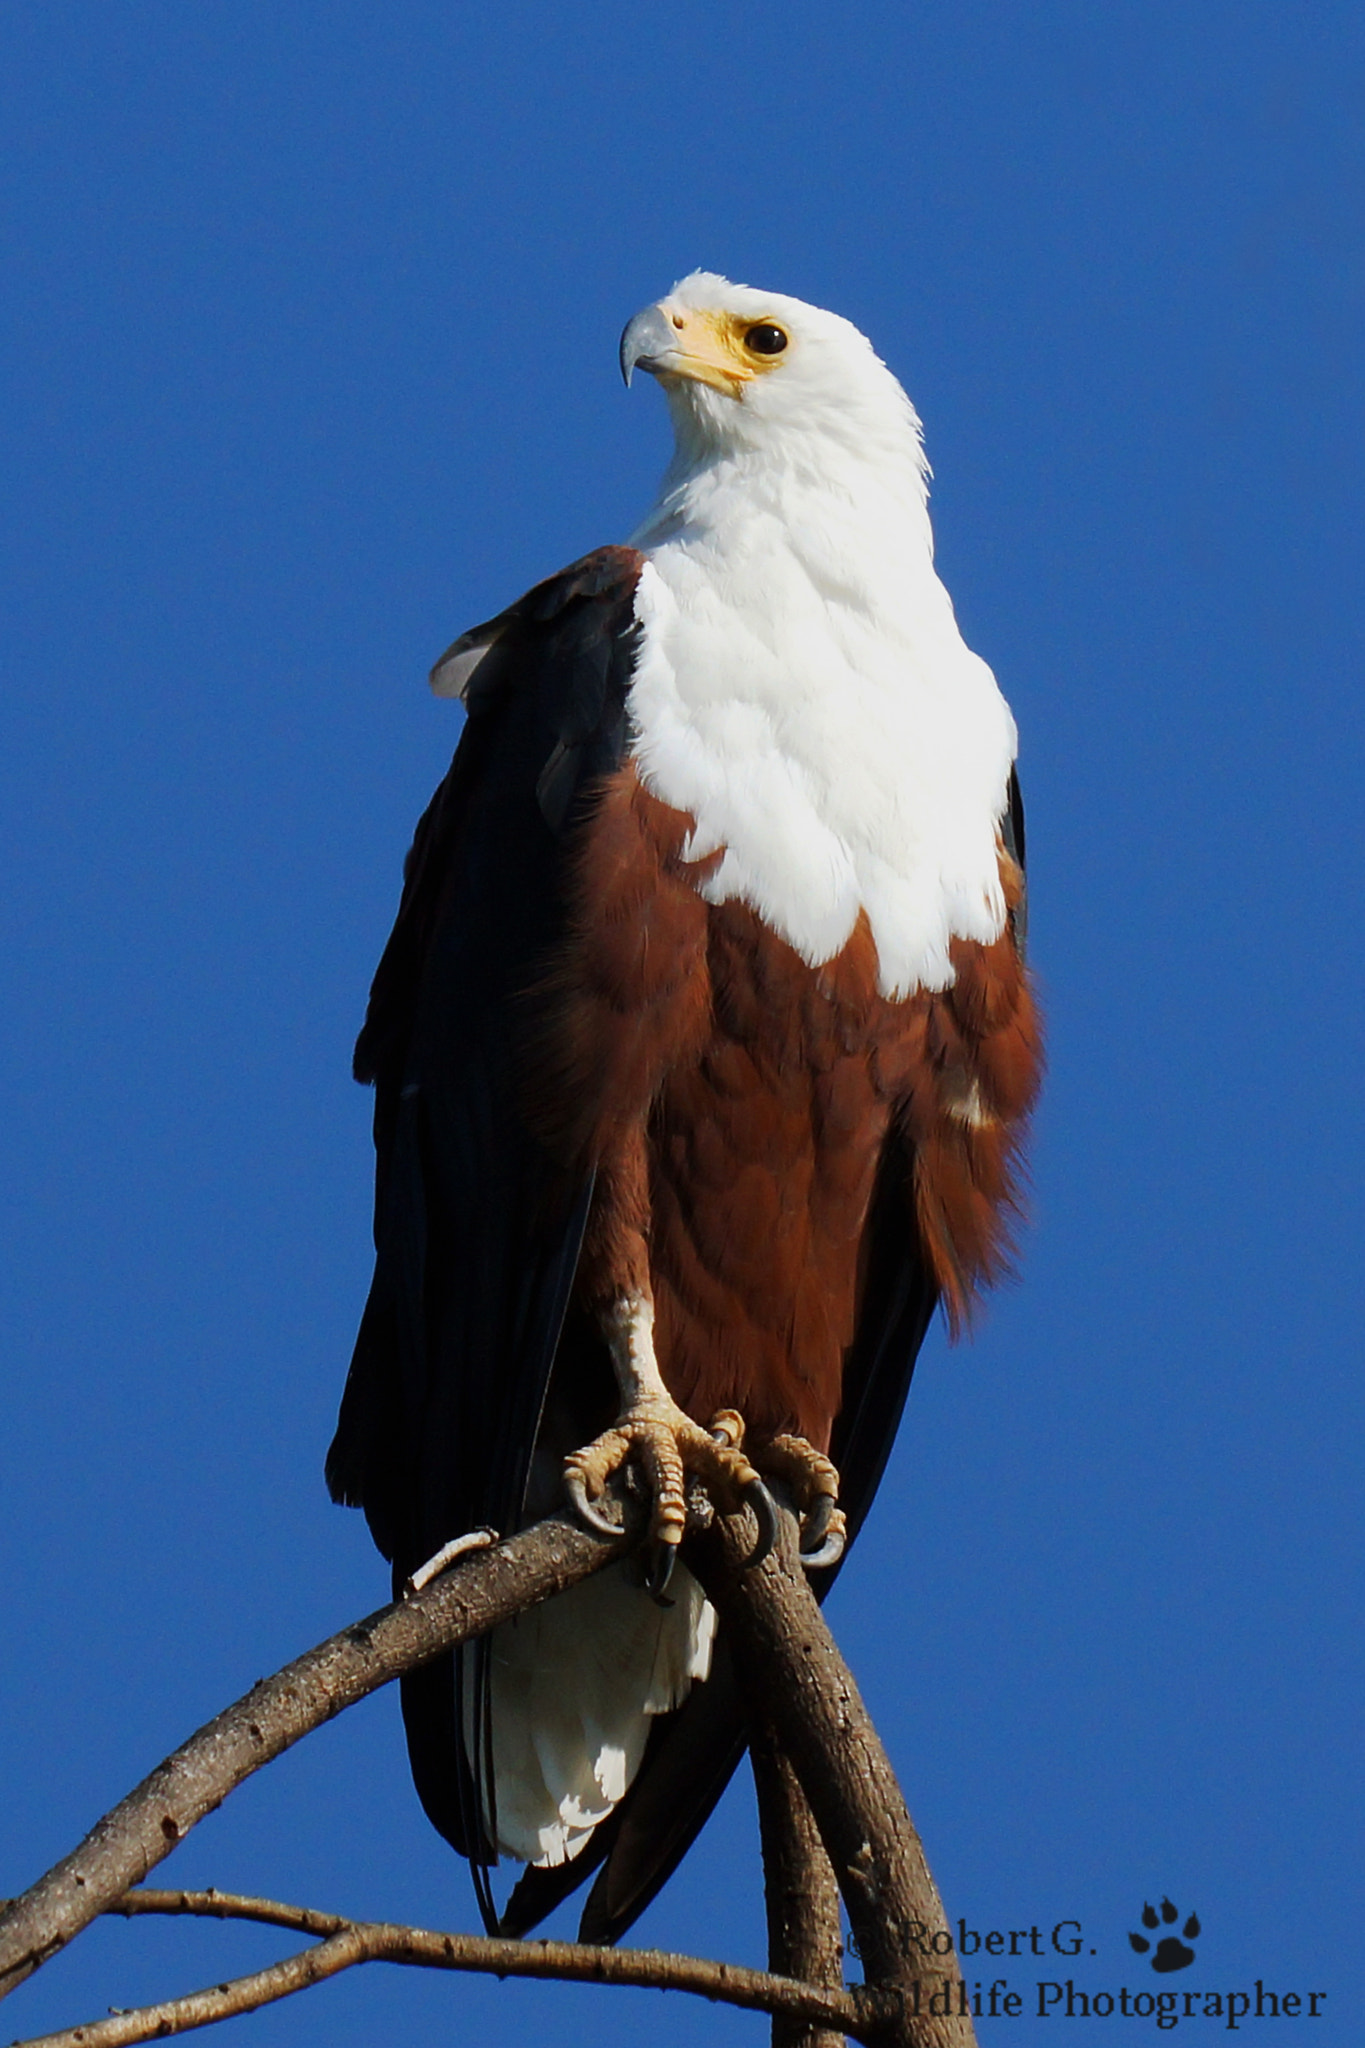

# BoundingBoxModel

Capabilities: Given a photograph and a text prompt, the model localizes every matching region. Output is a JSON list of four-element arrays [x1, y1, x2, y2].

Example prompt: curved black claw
[[743, 1477, 779, 1570], [565, 1467, 624, 1539], [800, 1492, 838, 1554], [645, 1542, 678, 1604], [798, 1499, 846, 1570]]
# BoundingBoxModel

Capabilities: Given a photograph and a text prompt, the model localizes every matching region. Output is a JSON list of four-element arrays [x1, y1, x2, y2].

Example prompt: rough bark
[[10, 1888, 890, 2048], [0, 1515, 628, 2002], [692, 1509, 977, 2048], [751, 1721, 846, 2048], [1, 1499, 978, 2048]]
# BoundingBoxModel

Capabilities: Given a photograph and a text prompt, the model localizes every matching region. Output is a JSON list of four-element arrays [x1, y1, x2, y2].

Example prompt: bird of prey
[[327, 272, 1040, 1942]]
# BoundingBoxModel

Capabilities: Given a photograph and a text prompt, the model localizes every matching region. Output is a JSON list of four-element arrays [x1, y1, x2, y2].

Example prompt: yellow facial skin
[[653, 306, 790, 396]]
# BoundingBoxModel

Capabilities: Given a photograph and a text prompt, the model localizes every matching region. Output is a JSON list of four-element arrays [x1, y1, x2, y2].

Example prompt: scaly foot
[[564, 1293, 778, 1593], [565, 1400, 776, 1592], [752, 1434, 847, 1569]]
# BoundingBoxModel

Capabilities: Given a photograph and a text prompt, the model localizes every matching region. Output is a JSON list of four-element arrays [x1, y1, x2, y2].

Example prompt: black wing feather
[[328, 546, 645, 1878]]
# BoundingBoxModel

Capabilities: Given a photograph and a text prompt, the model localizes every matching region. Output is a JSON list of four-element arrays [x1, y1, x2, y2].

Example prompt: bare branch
[[7, 1888, 892, 2048], [113, 1887, 351, 1938], [751, 1722, 846, 2048], [692, 1510, 978, 2048], [2, 1496, 978, 2048], [0, 1513, 631, 2003]]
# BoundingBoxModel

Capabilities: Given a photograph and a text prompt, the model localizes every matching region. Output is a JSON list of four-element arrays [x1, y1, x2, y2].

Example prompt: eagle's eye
[[744, 322, 788, 356]]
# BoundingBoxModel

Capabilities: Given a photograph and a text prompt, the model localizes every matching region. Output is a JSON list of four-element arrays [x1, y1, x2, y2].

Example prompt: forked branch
[[9, 1887, 886, 2048], [694, 1509, 976, 2048], [0, 1500, 976, 2048], [0, 1513, 631, 2001]]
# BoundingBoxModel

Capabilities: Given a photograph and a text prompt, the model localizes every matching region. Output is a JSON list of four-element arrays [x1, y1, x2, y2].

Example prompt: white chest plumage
[[626, 466, 1018, 1000]]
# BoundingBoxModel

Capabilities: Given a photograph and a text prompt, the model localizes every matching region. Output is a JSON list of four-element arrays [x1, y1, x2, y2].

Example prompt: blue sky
[[2, 3, 1362, 2042]]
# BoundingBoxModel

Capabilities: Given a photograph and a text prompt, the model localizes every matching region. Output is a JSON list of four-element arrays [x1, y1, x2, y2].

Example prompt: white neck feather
[[626, 419, 1017, 999]]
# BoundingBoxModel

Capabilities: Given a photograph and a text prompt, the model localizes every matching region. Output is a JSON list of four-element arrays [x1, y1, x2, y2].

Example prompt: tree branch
[[6, 1888, 892, 2048], [2, 1497, 978, 2048], [692, 1510, 977, 2048], [0, 1513, 631, 2003], [751, 1721, 846, 2048]]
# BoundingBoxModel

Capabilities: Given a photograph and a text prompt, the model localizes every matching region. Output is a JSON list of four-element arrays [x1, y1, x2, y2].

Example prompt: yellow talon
[[564, 1401, 763, 1551]]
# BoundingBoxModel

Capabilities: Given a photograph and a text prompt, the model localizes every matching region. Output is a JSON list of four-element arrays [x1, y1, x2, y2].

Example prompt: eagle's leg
[[564, 1291, 777, 1580], [750, 1435, 848, 1570]]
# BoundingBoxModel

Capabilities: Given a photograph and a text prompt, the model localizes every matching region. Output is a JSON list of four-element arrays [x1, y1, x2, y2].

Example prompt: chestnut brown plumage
[[546, 767, 1039, 1444]]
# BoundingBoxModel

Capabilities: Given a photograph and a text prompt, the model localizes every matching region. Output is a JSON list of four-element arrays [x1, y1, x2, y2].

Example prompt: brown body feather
[[531, 765, 1041, 1453]]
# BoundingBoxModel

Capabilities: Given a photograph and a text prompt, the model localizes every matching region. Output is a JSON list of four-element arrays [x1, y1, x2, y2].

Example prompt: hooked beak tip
[[619, 302, 678, 392]]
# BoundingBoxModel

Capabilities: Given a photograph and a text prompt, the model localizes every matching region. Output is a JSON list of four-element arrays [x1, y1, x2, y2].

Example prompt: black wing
[[327, 546, 645, 1904]]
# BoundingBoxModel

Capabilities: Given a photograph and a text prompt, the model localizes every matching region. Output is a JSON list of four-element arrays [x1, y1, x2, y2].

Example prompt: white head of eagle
[[621, 270, 932, 484]]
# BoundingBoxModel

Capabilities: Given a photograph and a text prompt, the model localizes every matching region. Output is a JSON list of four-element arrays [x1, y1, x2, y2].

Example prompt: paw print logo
[[1129, 1898, 1200, 1973]]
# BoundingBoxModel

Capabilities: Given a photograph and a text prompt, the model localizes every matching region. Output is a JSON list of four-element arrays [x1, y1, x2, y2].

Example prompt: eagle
[[327, 272, 1040, 1943]]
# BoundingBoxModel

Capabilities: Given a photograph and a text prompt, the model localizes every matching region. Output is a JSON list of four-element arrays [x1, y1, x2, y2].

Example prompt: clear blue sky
[[3, 4, 1361, 2042]]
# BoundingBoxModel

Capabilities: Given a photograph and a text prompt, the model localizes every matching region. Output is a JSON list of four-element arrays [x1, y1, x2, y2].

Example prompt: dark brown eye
[[744, 322, 788, 355]]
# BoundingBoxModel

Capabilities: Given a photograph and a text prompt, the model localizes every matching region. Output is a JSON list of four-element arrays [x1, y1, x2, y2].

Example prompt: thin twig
[[0, 1513, 632, 2002], [114, 1887, 352, 1938], [5, 1887, 894, 2048]]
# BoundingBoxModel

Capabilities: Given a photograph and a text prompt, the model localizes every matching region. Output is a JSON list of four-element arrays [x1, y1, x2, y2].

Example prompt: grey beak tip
[[619, 303, 676, 393]]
